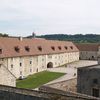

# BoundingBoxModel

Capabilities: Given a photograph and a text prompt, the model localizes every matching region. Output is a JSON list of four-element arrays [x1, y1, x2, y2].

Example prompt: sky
[[0, 0, 100, 36]]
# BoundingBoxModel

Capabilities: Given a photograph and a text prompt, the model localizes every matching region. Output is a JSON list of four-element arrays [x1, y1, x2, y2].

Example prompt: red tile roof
[[0, 37, 79, 58], [75, 43, 100, 51]]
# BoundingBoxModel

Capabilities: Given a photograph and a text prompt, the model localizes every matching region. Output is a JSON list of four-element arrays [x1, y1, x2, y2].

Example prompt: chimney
[[19, 37, 23, 41]]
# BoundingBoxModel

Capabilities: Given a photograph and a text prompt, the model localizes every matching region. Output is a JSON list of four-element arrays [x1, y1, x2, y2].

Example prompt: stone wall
[[0, 85, 48, 100], [0, 85, 99, 100], [0, 64, 16, 87], [39, 85, 99, 100], [77, 65, 100, 97], [47, 78, 77, 92]]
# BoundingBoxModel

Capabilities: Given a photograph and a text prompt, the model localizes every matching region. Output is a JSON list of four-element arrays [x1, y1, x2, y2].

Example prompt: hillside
[[36, 34, 100, 43]]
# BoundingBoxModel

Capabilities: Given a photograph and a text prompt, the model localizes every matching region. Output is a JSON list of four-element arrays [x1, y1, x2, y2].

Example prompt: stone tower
[[32, 32, 36, 38]]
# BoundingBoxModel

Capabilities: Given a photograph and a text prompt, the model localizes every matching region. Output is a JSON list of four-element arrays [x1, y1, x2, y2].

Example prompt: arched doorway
[[47, 62, 53, 68]]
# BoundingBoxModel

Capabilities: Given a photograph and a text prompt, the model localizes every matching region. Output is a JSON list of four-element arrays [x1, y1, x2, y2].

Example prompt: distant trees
[[0, 33, 8, 37], [36, 34, 100, 43]]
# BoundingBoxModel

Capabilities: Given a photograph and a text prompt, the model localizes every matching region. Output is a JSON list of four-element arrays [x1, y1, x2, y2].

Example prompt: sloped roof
[[75, 43, 100, 51], [0, 37, 79, 58]]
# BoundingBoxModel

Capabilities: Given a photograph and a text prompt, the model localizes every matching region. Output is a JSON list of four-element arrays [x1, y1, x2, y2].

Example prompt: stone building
[[77, 56, 100, 97], [0, 64, 16, 87], [75, 43, 100, 60], [0, 37, 79, 79]]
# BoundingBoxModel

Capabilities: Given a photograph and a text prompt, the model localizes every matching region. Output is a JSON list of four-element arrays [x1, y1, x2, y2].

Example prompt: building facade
[[0, 37, 79, 79], [76, 43, 100, 60]]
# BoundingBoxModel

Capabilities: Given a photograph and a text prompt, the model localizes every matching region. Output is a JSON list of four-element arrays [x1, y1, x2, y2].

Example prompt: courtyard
[[16, 60, 97, 89], [46, 60, 97, 84], [16, 71, 65, 89]]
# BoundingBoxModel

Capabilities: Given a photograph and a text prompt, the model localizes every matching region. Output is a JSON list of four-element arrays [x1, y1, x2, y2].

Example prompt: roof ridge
[[0, 37, 79, 58]]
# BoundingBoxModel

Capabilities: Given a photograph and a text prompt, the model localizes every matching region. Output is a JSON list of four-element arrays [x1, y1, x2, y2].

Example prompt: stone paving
[[46, 60, 97, 84]]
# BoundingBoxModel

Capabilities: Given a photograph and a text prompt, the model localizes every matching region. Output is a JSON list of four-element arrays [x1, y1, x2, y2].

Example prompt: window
[[64, 46, 68, 50], [2, 58, 4, 61], [30, 61, 32, 64], [48, 55, 52, 59], [11, 58, 14, 62], [51, 46, 55, 51], [30, 57, 32, 64], [58, 46, 61, 50], [15, 46, 20, 52], [25, 46, 30, 52], [0, 49, 2, 54], [20, 62, 22, 67], [92, 56, 94, 59], [38, 46, 42, 51], [42, 58, 44, 61], [42, 66, 44, 68], [93, 79, 98, 84], [59, 56, 60, 59], [36, 58, 38, 63], [11, 64, 13, 68], [20, 71, 22, 75], [30, 69, 32, 72], [36, 68, 38, 72], [70, 46, 73, 49], [92, 88, 99, 97]]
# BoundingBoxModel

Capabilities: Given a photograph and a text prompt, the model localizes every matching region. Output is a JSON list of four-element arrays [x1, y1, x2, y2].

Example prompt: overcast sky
[[0, 0, 100, 36]]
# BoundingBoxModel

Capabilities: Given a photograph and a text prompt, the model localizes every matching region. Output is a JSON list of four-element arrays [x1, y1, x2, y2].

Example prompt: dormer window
[[70, 46, 73, 49], [64, 46, 68, 50], [25, 46, 30, 52], [0, 49, 2, 54], [58, 46, 61, 50], [51, 46, 55, 51], [15, 46, 20, 52], [38, 46, 42, 51]]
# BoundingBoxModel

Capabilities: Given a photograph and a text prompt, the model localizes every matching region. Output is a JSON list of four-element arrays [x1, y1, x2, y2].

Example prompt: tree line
[[37, 34, 100, 43], [0, 33, 8, 37], [0, 33, 100, 43]]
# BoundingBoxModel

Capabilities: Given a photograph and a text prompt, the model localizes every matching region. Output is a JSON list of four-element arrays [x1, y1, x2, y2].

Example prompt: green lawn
[[16, 71, 65, 89]]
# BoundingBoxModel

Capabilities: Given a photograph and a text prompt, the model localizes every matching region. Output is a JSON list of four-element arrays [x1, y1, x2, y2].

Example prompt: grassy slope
[[16, 71, 65, 89]]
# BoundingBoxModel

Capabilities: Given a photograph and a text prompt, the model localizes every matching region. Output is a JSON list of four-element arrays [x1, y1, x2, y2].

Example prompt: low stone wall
[[47, 78, 77, 92], [39, 85, 100, 100], [0, 85, 49, 100], [0, 85, 99, 100]]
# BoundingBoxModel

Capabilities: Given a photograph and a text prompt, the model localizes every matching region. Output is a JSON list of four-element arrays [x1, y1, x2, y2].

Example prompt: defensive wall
[[0, 85, 99, 100]]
